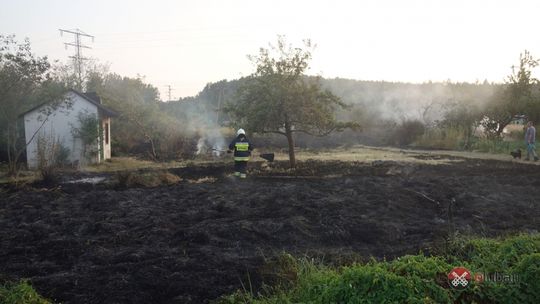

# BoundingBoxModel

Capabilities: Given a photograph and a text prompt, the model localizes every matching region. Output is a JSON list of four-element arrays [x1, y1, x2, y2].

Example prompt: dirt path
[[0, 158, 539, 303]]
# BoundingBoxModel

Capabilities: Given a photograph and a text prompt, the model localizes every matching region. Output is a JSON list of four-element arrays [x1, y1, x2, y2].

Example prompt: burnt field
[[1, 157, 539, 303]]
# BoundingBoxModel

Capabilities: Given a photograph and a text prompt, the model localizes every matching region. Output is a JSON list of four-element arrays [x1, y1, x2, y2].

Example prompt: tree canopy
[[482, 50, 539, 137], [0, 35, 67, 174], [228, 37, 357, 167]]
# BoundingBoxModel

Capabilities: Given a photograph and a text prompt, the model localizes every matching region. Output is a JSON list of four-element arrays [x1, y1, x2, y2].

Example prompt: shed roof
[[73, 90, 118, 117], [21, 89, 119, 118]]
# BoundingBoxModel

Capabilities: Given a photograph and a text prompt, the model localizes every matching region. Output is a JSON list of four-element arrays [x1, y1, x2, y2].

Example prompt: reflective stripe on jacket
[[229, 135, 253, 161]]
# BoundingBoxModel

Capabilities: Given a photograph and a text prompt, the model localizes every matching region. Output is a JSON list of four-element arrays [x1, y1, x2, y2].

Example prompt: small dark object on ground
[[260, 153, 275, 162], [510, 149, 521, 159]]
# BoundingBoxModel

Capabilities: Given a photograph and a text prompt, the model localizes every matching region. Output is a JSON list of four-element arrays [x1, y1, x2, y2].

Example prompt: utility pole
[[165, 85, 174, 101], [59, 28, 94, 91], [216, 84, 224, 125]]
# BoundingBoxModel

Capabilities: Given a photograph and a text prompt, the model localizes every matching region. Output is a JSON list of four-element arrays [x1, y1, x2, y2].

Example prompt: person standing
[[525, 121, 538, 161], [228, 128, 253, 178]]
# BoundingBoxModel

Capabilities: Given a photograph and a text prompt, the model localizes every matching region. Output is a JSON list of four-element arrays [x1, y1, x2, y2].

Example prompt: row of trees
[[3, 33, 538, 172], [414, 50, 540, 150], [227, 41, 540, 161], [0, 35, 197, 175], [481, 50, 539, 138], [69, 66, 199, 161], [0, 35, 67, 174], [166, 38, 536, 165]]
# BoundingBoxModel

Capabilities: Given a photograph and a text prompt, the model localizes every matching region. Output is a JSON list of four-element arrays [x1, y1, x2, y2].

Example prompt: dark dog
[[510, 149, 522, 159]]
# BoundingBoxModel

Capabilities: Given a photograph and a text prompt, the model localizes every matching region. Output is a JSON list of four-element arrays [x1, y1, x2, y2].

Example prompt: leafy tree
[[228, 37, 357, 167], [438, 99, 482, 148], [84, 71, 192, 160], [0, 35, 67, 174], [53, 58, 181, 160], [482, 50, 539, 137]]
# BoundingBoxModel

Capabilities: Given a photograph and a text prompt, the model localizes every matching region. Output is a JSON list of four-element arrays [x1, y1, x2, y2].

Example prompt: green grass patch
[[471, 139, 523, 155], [0, 280, 51, 304], [219, 234, 540, 304]]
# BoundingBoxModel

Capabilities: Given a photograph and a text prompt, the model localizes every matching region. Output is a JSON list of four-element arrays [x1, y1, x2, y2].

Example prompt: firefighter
[[227, 128, 253, 178]]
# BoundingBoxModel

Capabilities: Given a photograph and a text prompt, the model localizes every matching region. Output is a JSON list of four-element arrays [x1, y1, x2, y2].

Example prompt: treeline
[[3, 35, 539, 172], [167, 78, 498, 125], [101, 49, 538, 156], [83, 69, 197, 160], [164, 49, 540, 153], [163, 77, 503, 148], [0, 35, 197, 171]]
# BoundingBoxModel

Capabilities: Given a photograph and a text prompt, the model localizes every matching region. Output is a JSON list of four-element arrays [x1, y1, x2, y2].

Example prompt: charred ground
[[0, 157, 539, 303]]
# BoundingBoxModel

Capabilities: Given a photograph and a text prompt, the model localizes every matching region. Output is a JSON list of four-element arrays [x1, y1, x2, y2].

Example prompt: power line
[[59, 28, 94, 90], [93, 23, 274, 37], [92, 37, 258, 50]]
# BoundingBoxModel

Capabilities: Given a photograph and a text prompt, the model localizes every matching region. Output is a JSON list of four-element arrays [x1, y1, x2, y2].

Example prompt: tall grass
[[472, 138, 523, 154], [414, 126, 472, 150], [415, 126, 526, 155], [219, 234, 540, 304]]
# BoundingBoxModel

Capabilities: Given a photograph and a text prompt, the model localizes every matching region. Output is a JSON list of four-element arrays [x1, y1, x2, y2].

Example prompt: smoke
[[168, 92, 229, 158], [196, 137, 206, 155], [167, 78, 499, 153], [325, 79, 497, 125], [195, 127, 227, 157]]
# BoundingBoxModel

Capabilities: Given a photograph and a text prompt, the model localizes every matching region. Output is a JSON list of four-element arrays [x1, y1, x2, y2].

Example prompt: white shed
[[22, 89, 118, 169]]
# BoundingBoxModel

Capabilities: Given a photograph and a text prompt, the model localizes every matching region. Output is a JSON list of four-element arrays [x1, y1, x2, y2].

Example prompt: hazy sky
[[2, 0, 540, 99]]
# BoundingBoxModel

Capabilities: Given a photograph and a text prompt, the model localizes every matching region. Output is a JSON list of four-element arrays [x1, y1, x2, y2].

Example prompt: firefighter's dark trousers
[[234, 161, 248, 178]]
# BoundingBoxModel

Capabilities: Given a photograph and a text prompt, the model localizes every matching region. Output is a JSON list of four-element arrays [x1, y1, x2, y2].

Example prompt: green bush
[[308, 262, 450, 304], [219, 234, 540, 304], [0, 280, 51, 304], [443, 234, 540, 304], [514, 253, 540, 301], [54, 144, 70, 167]]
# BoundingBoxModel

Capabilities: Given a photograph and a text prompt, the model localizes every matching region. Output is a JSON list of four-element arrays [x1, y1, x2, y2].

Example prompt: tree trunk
[[285, 124, 296, 168], [6, 124, 15, 175], [496, 117, 513, 137], [148, 137, 158, 161]]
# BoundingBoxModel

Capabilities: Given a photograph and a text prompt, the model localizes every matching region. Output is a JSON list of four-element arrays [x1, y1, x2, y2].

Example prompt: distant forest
[[161, 78, 500, 147], [164, 78, 498, 123]]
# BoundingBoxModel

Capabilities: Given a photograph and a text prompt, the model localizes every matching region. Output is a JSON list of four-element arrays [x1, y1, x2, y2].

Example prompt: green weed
[[219, 234, 540, 304], [0, 280, 51, 304]]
